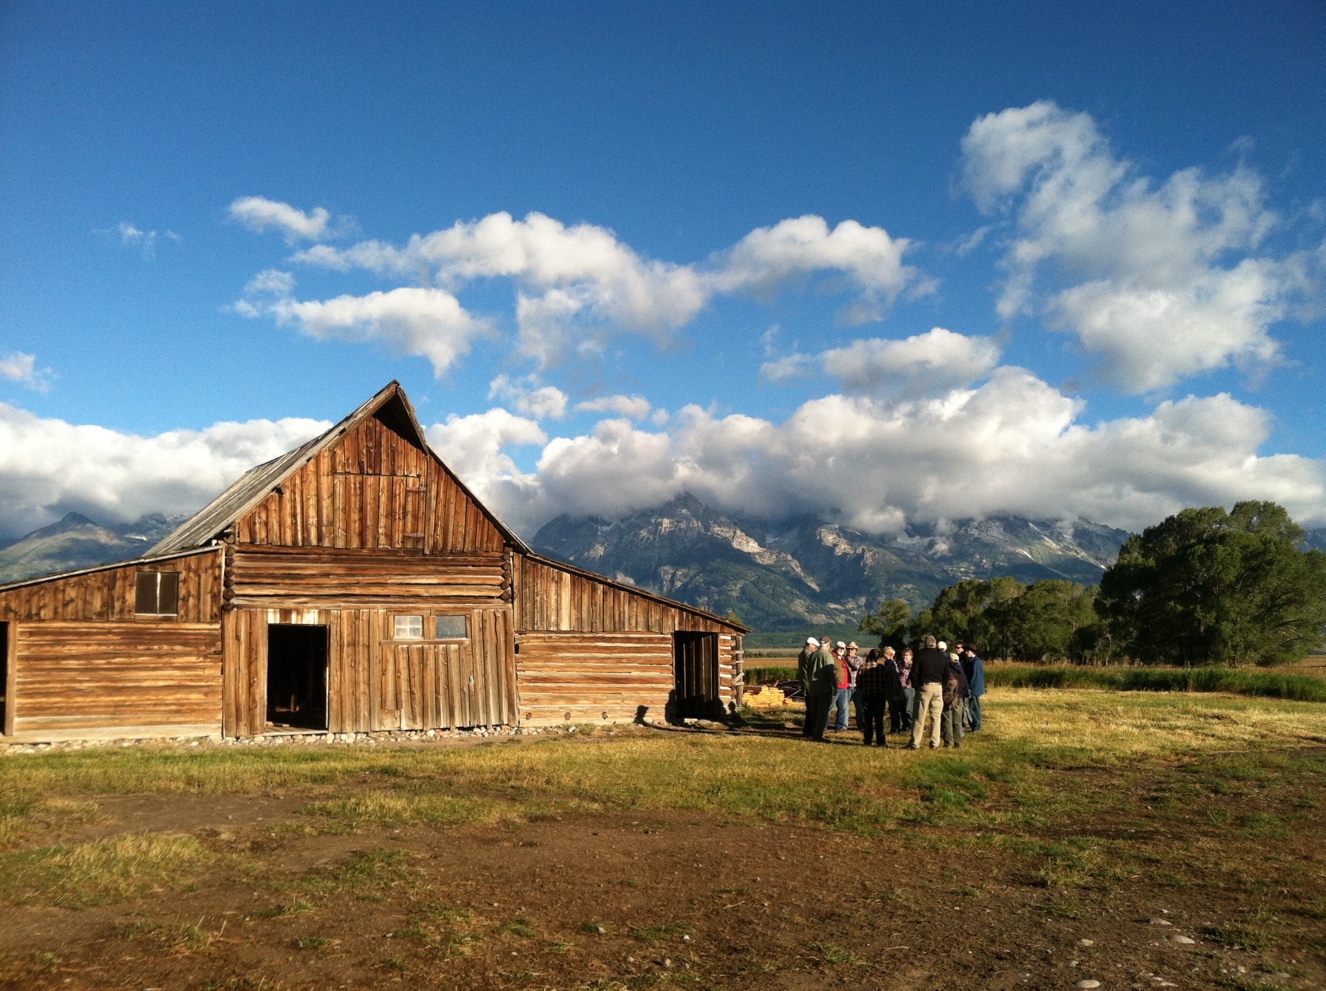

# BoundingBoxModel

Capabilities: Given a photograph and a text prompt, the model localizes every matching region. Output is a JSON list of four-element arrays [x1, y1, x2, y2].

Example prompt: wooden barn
[[0, 382, 747, 743]]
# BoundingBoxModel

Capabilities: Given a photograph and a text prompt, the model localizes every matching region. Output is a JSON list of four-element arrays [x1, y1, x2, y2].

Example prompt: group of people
[[795, 634, 986, 749]]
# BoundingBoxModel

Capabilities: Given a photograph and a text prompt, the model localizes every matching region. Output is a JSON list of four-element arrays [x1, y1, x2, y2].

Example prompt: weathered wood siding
[[234, 411, 504, 554], [222, 605, 516, 737], [514, 631, 739, 724], [3, 621, 15, 737], [0, 550, 221, 624], [228, 545, 507, 608], [513, 555, 736, 634], [8, 622, 222, 739], [512, 555, 740, 723]]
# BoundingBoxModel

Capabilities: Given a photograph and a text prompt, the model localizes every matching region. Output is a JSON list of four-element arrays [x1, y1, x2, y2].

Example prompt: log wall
[[229, 545, 507, 608], [514, 631, 740, 724], [0, 549, 221, 624], [235, 412, 504, 554], [8, 621, 222, 740], [512, 555, 742, 724]]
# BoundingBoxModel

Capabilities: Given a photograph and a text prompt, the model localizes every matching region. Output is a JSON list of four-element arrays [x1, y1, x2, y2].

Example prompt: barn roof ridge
[[148, 381, 530, 557]]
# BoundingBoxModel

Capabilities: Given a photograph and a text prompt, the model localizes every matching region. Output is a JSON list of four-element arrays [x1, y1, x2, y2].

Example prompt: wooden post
[[3, 622, 15, 737], [733, 634, 744, 708]]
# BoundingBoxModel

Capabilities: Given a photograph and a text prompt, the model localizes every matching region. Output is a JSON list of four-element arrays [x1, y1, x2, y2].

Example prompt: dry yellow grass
[[0, 833, 216, 906], [986, 687, 1326, 759], [1287, 656, 1326, 680]]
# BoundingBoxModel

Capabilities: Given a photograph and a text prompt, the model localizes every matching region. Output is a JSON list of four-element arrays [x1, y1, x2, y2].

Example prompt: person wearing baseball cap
[[796, 637, 819, 737], [804, 637, 838, 742]]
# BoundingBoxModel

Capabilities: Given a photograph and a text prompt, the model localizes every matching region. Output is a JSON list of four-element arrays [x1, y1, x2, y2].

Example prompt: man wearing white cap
[[797, 637, 819, 737]]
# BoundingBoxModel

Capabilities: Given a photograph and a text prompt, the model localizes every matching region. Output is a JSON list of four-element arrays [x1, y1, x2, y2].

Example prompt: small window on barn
[[394, 615, 424, 640], [435, 615, 468, 640], [135, 571, 179, 616]]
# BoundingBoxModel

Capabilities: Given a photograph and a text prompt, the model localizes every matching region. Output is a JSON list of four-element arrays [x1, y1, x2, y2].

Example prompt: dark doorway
[[0, 622, 8, 735], [673, 631, 722, 720], [267, 624, 329, 730]]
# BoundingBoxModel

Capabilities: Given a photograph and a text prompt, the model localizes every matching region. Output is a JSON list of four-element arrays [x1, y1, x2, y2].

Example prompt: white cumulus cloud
[[0, 352, 53, 393], [0, 404, 327, 539], [573, 395, 652, 420], [457, 371, 1325, 538], [285, 210, 930, 370], [227, 196, 338, 244], [424, 409, 546, 514], [3, 377, 1322, 548], [236, 273, 491, 377], [961, 100, 1305, 392], [487, 374, 569, 420], [712, 215, 933, 323], [762, 327, 1001, 396]]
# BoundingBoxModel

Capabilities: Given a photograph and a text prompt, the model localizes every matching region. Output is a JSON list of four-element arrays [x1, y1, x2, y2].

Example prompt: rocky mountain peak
[[532, 496, 1134, 631]]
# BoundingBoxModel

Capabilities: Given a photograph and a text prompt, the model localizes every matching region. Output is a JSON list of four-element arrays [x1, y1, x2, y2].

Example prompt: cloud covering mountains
[[2, 102, 1323, 543]]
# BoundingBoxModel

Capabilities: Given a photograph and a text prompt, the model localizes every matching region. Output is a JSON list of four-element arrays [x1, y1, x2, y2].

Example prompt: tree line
[[858, 501, 1326, 667]]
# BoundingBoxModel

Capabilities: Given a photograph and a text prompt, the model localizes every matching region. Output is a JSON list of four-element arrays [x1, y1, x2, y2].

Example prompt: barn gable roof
[[149, 381, 530, 556]]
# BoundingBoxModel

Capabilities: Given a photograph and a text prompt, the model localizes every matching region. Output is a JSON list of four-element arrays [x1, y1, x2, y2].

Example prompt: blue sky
[[1, 2, 1324, 540]]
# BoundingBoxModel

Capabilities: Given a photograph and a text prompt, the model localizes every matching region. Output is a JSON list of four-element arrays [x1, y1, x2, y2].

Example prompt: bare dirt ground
[[1, 732, 1323, 991]]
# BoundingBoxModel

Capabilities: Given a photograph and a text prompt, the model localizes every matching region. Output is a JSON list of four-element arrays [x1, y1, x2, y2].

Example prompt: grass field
[[1, 688, 1324, 990]]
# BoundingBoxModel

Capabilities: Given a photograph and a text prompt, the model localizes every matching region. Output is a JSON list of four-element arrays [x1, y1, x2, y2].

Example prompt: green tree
[[1097, 501, 1326, 666], [973, 576, 1024, 658], [988, 580, 1100, 662], [927, 579, 994, 646], [858, 598, 912, 649]]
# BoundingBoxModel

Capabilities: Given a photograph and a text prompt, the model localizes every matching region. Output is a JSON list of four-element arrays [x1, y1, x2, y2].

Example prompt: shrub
[[984, 663, 1326, 702]]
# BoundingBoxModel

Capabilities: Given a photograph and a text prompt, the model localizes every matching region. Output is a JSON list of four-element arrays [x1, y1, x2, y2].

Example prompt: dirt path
[[2, 785, 1322, 991]]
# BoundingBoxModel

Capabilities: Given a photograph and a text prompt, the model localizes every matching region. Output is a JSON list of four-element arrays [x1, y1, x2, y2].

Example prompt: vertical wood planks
[[0, 550, 220, 625], [230, 409, 505, 556], [4, 621, 16, 736]]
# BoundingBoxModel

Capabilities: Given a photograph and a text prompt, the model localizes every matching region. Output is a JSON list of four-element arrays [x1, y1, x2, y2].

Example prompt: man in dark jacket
[[880, 646, 907, 735], [796, 637, 819, 737], [906, 635, 949, 749], [962, 645, 986, 732], [855, 648, 889, 746], [804, 640, 838, 742]]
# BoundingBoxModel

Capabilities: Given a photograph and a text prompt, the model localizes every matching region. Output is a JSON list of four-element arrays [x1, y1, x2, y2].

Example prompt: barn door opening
[[673, 631, 721, 720], [266, 624, 329, 731], [0, 622, 9, 735]]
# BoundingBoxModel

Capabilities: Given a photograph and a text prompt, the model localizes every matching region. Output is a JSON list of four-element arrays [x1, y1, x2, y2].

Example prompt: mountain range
[[0, 512, 189, 584], [532, 493, 1133, 630], [5, 496, 1324, 632]]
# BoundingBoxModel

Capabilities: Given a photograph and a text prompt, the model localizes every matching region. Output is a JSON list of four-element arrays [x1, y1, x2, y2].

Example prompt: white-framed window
[[135, 571, 180, 616], [393, 615, 424, 640], [435, 615, 468, 640]]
